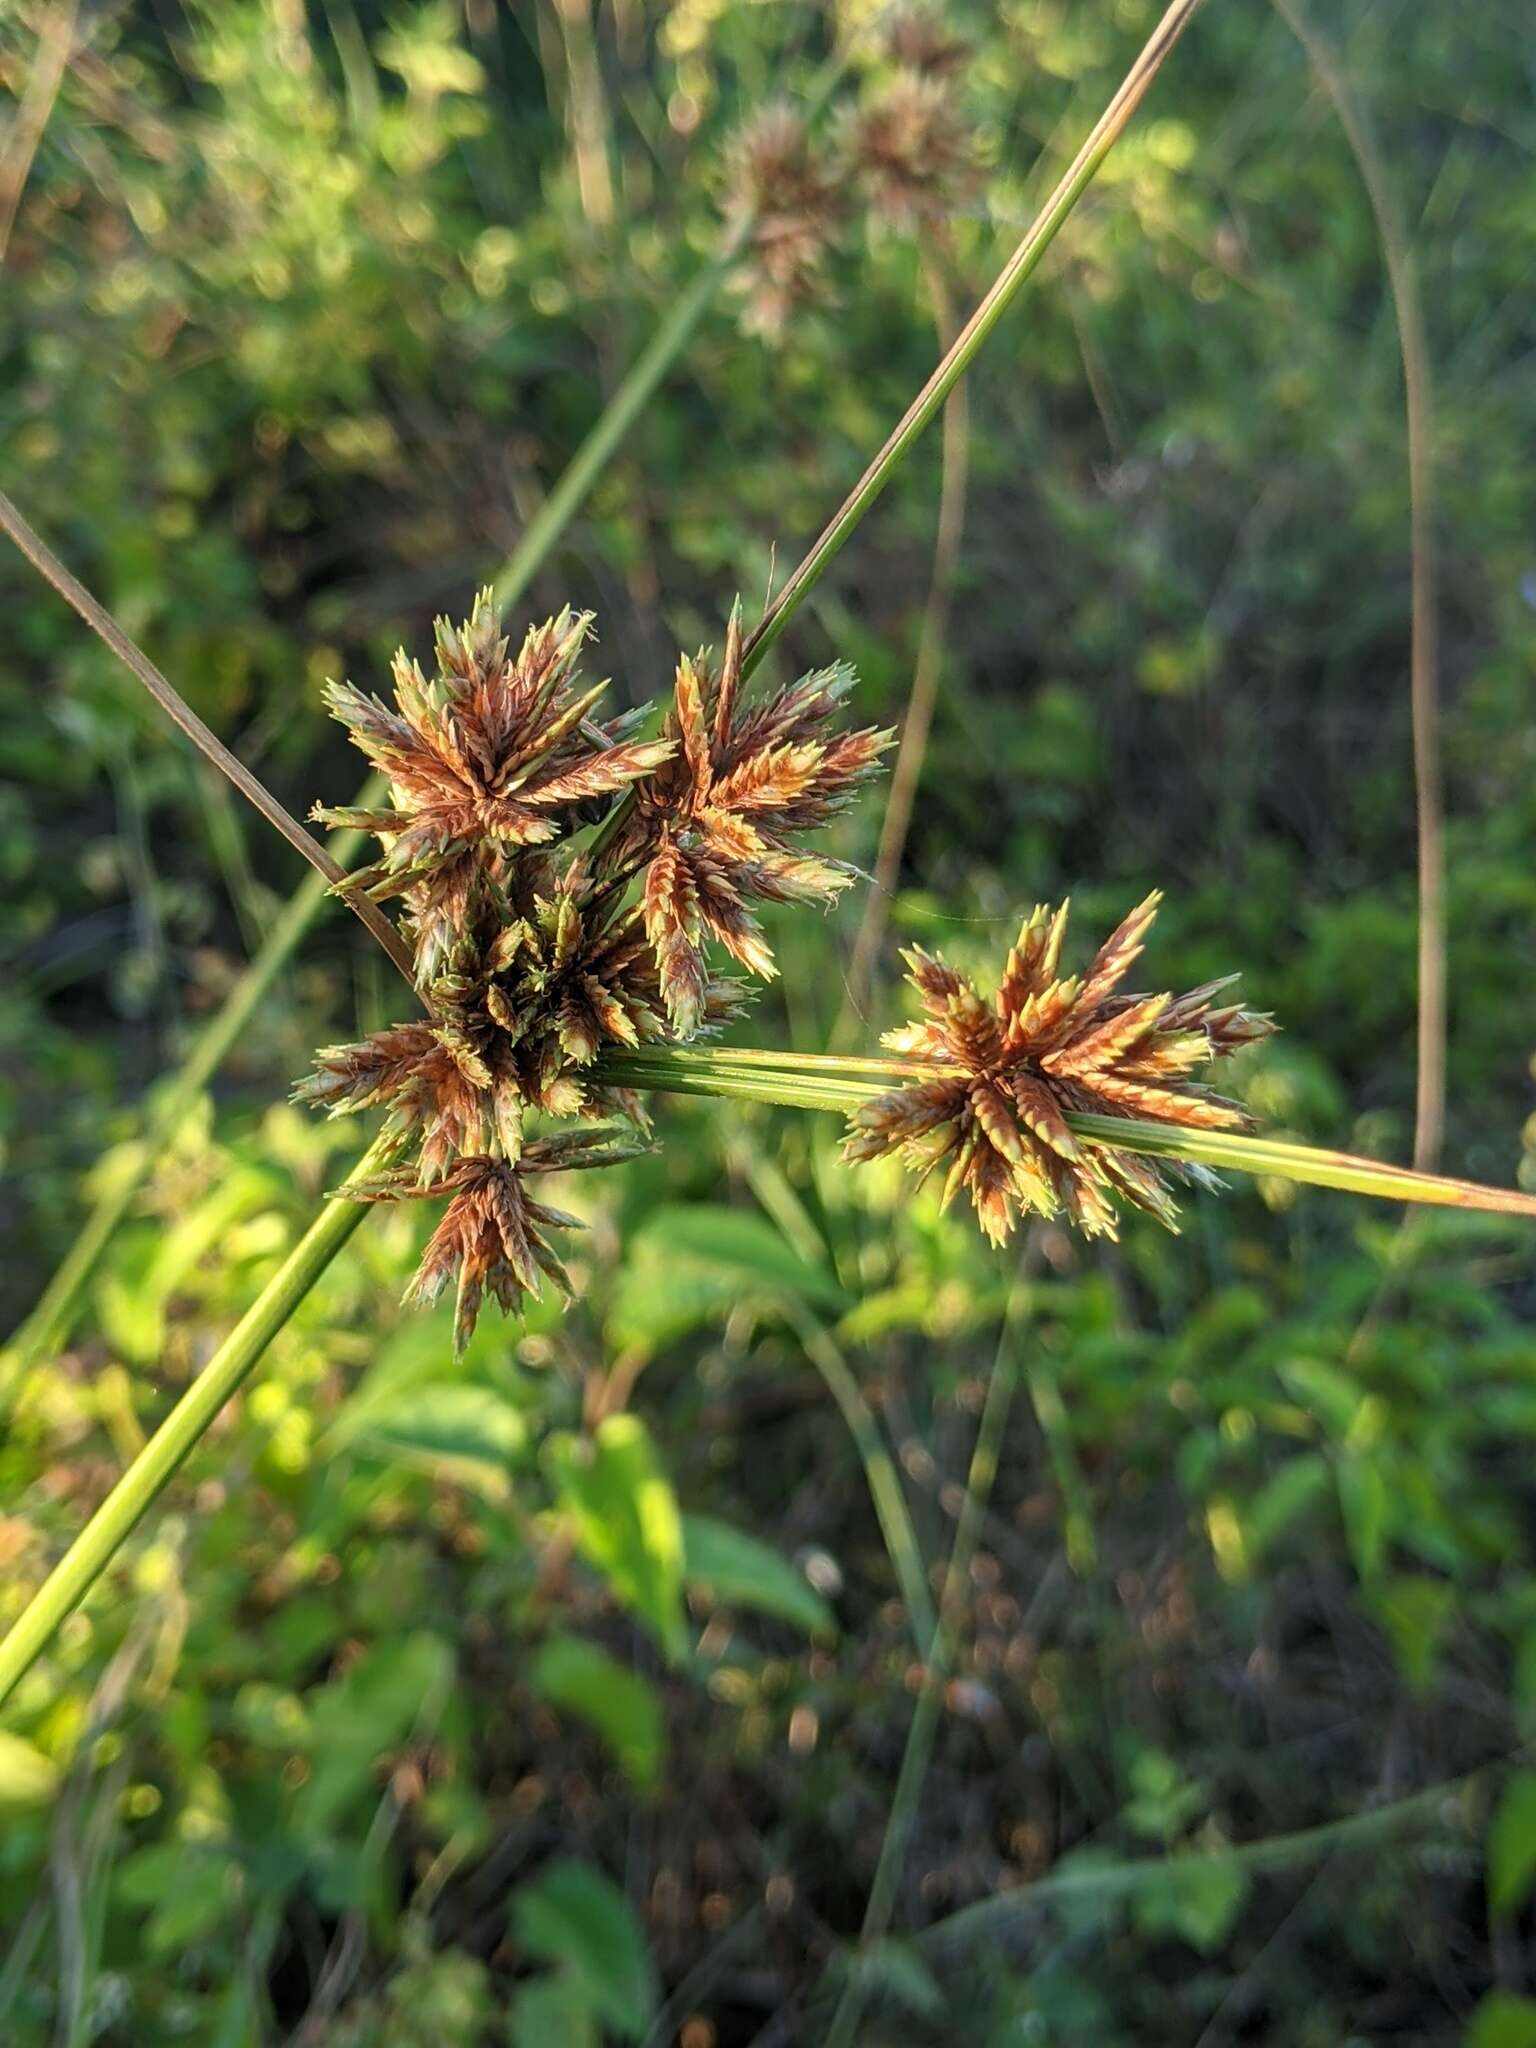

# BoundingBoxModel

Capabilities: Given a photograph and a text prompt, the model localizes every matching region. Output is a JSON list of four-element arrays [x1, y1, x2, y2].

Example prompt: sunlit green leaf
[[301, 1632, 454, 1835], [1468, 1993, 1536, 2048], [682, 1514, 836, 1637], [1131, 1855, 1249, 1953], [547, 1417, 686, 1662], [532, 1635, 665, 1793], [608, 1203, 844, 1357], [0, 1732, 59, 1809], [329, 1382, 528, 1498], [514, 1861, 656, 2040]]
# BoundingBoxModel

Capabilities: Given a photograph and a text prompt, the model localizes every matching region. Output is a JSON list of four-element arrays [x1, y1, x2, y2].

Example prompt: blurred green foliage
[[3, 0, 1536, 2041]]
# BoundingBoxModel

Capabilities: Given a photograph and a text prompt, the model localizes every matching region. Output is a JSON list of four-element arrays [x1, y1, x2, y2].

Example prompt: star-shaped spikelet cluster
[[349, 1136, 643, 1359], [720, 8, 984, 339], [612, 607, 891, 1034], [301, 592, 884, 1349], [724, 103, 846, 341], [313, 603, 671, 983], [839, 66, 981, 235], [844, 894, 1276, 1245]]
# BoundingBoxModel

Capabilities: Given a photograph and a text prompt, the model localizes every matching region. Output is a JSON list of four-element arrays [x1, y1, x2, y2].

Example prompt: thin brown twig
[[0, 0, 80, 265], [0, 491, 418, 985], [841, 232, 971, 1029], [1270, 0, 1444, 1172]]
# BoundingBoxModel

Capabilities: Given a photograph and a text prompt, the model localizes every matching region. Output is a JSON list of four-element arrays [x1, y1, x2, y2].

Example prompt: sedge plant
[[3, 0, 1532, 1785]]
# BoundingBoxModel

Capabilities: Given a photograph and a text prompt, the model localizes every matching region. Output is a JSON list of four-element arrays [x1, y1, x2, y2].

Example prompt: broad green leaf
[[547, 1417, 686, 1662], [532, 1636, 665, 1793], [514, 1862, 656, 2040], [606, 1252, 747, 1358], [1371, 1574, 1454, 1693], [1279, 1358, 1361, 1440], [1246, 1453, 1330, 1553], [144, 1878, 238, 1956], [329, 1383, 528, 1498], [302, 1632, 454, 1834], [0, 1731, 59, 1808], [682, 1515, 836, 1637], [1490, 1773, 1536, 1916], [1469, 1994, 1536, 2048], [509, 1973, 600, 2048], [1337, 1454, 1390, 1582], [116, 1841, 239, 1950], [231, 1681, 312, 1751], [645, 1206, 844, 1303], [608, 1203, 844, 1356], [837, 1939, 944, 2018], [1131, 1855, 1249, 1953], [1123, 1750, 1204, 1843]]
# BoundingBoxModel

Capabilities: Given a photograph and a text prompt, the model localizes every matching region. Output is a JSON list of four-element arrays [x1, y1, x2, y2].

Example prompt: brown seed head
[[844, 894, 1277, 1244], [617, 608, 891, 1031], [313, 592, 673, 983], [884, 6, 971, 77], [841, 71, 981, 234], [348, 1134, 643, 1355], [724, 102, 845, 341]]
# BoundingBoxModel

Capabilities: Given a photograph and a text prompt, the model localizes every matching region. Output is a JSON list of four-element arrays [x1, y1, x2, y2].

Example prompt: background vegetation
[[4, 0, 1536, 2041]]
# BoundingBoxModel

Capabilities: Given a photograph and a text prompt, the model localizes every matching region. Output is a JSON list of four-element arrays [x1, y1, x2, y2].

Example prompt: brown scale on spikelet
[[843, 893, 1276, 1245], [348, 1135, 643, 1357], [610, 606, 892, 1033], [300, 868, 747, 1171], [313, 593, 673, 984], [724, 102, 845, 341], [298, 1020, 515, 1188]]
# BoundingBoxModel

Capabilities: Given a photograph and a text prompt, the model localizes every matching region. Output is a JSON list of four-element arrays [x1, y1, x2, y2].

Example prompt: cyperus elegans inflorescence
[[300, 596, 1276, 1348], [843, 895, 1276, 1244], [298, 592, 888, 1349]]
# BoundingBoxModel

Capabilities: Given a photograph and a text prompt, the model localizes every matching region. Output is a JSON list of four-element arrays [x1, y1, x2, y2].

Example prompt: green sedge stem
[[594, 1052, 1536, 1219], [920, 1759, 1491, 1954], [0, 1135, 395, 1710], [632, 1046, 931, 1079], [823, 1283, 1029, 2048], [743, 0, 1208, 678], [0, 497, 417, 986]]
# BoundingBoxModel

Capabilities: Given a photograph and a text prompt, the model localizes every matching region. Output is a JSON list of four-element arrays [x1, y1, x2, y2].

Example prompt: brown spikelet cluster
[[844, 894, 1276, 1245], [349, 1137, 638, 1358], [884, 5, 971, 78], [720, 13, 981, 341], [312, 605, 671, 983], [724, 102, 845, 342], [840, 68, 982, 235], [300, 591, 884, 1349], [608, 606, 892, 1033]]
